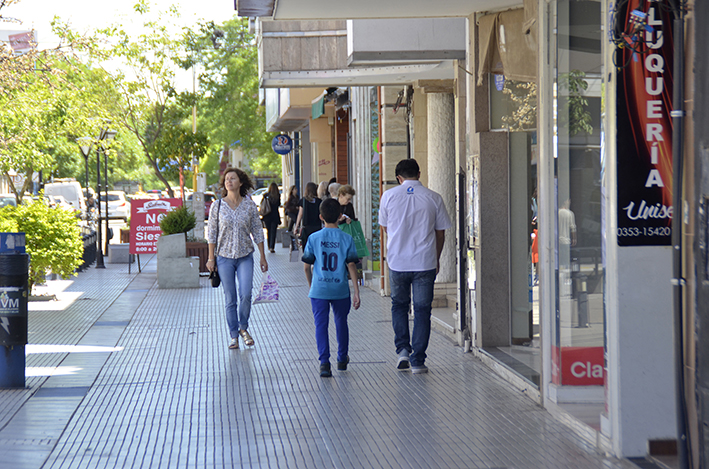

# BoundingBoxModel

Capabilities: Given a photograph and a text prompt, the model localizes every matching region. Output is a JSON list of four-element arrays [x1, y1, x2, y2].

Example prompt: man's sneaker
[[397, 350, 410, 371], [229, 338, 239, 349], [337, 356, 350, 371], [320, 362, 332, 378], [411, 365, 429, 374]]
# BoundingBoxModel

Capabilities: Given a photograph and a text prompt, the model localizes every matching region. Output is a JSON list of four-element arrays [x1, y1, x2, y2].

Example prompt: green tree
[[0, 201, 83, 292], [183, 18, 279, 181]]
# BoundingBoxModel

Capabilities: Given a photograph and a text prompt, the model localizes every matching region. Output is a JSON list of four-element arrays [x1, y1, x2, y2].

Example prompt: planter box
[[120, 228, 130, 244], [157, 233, 199, 289], [186, 241, 209, 273]]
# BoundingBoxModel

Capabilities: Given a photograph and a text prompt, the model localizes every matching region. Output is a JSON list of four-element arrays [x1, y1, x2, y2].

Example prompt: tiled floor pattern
[[2, 249, 639, 469]]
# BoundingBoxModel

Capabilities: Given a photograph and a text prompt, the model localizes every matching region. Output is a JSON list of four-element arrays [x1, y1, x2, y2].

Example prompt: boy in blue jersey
[[302, 198, 361, 377]]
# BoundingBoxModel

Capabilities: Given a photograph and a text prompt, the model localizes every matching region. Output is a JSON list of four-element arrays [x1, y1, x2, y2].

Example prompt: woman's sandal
[[239, 329, 254, 346]]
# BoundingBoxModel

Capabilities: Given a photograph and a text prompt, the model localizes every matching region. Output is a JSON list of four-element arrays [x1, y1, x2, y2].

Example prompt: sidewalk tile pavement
[[0, 245, 640, 469]]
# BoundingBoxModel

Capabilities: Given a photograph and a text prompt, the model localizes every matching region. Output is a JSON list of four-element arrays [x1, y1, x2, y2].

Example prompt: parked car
[[187, 191, 217, 219], [43, 179, 87, 216], [99, 191, 130, 222], [0, 194, 17, 208], [49, 195, 74, 212]]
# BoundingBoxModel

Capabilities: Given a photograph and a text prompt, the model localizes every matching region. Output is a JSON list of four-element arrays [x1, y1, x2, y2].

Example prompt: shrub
[[159, 204, 196, 235], [0, 201, 83, 291]]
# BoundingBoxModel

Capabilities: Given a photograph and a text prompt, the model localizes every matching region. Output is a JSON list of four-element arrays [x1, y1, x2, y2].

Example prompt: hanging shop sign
[[616, 1, 674, 246], [271, 135, 293, 155], [129, 198, 182, 255]]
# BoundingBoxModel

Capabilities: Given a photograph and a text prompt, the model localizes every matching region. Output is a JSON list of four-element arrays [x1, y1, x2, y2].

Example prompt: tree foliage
[[184, 18, 279, 182], [0, 201, 83, 291]]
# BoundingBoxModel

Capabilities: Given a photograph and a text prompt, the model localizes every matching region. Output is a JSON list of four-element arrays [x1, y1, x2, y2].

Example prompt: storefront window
[[552, 0, 605, 386]]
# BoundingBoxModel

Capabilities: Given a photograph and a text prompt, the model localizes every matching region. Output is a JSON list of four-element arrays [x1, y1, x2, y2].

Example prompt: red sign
[[552, 346, 604, 386], [129, 198, 182, 255]]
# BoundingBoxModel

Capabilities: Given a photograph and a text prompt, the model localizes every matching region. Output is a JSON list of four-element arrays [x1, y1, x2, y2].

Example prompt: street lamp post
[[76, 137, 92, 204], [94, 127, 117, 269]]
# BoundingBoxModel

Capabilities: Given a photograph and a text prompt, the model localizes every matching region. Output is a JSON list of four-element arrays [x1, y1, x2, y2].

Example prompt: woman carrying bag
[[261, 183, 281, 253], [207, 168, 268, 350]]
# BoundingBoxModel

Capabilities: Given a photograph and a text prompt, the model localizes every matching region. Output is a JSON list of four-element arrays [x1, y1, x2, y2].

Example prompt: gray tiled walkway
[[1, 246, 638, 469]]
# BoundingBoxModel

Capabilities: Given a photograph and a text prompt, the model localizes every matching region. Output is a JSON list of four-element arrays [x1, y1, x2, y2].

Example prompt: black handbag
[[209, 270, 221, 288], [210, 200, 222, 288]]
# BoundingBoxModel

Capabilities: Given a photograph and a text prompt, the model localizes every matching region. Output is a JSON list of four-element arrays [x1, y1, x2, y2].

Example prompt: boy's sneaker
[[337, 356, 350, 371], [396, 350, 410, 371], [411, 365, 429, 374], [320, 362, 332, 378]]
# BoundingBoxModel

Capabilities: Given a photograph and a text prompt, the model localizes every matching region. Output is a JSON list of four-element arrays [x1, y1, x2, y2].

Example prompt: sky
[[1, 0, 238, 48], [1, 0, 240, 90]]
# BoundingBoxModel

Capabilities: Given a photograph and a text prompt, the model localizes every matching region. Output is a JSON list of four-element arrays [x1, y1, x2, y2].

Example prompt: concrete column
[[427, 92, 456, 283]]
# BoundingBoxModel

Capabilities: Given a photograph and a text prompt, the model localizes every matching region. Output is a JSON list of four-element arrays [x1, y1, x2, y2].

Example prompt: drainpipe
[[670, 2, 688, 467]]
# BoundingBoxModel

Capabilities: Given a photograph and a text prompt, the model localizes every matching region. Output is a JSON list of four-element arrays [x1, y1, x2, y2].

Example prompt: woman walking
[[295, 182, 322, 249], [207, 168, 268, 349], [284, 185, 299, 232], [262, 182, 281, 253]]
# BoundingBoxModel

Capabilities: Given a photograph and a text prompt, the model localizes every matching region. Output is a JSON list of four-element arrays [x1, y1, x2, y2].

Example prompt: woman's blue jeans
[[389, 268, 437, 367], [217, 252, 254, 338]]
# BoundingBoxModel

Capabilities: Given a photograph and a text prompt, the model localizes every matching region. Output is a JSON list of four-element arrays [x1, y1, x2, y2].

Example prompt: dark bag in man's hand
[[209, 270, 221, 288]]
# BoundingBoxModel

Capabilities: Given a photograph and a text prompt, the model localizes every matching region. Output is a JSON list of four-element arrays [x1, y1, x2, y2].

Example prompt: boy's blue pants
[[311, 297, 350, 364]]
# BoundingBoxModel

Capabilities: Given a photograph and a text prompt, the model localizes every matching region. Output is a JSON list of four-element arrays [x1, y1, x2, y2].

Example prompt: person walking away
[[284, 185, 299, 232], [302, 199, 361, 377], [379, 159, 451, 374], [328, 182, 341, 200], [207, 168, 268, 350], [294, 182, 322, 249], [317, 181, 330, 200], [262, 182, 281, 253]]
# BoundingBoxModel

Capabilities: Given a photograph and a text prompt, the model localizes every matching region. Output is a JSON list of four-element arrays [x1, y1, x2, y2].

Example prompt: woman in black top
[[337, 184, 357, 225], [261, 183, 281, 253], [284, 185, 299, 232], [294, 182, 322, 248]]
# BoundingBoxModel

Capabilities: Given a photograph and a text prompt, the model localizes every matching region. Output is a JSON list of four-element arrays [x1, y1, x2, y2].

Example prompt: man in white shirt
[[379, 159, 451, 374]]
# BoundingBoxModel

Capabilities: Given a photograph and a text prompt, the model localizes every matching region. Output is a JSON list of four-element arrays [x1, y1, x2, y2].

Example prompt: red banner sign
[[552, 346, 604, 386], [129, 198, 182, 255]]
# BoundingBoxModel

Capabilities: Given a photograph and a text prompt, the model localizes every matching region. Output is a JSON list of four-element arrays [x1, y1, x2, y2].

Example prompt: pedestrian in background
[[284, 185, 299, 232], [207, 168, 268, 350], [317, 181, 330, 200], [262, 182, 281, 253], [328, 182, 341, 200], [302, 198, 361, 377], [336, 184, 357, 225], [295, 182, 322, 249], [379, 159, 451, 374]]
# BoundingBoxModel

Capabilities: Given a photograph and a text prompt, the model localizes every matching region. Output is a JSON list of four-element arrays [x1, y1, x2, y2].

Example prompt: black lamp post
[[76, 137, 92, 204], [94, 127, 117, 268]]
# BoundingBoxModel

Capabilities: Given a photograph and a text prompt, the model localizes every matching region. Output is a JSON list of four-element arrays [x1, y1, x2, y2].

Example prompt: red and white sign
[[552, 346, 604, 386], [129, 198, 182, 255]]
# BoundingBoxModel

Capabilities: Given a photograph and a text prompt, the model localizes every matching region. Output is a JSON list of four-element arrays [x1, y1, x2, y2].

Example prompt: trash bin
[[0, 233, 29, 388]]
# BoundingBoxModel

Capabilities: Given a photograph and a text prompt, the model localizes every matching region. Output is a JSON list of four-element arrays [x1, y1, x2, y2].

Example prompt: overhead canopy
[[236, 0, 520, 19], [477, 7, 537, 86]]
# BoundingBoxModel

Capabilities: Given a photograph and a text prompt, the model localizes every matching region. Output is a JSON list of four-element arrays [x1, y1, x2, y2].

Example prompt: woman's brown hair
[[219, 167, 254, 198], [267, 182, 280, 201], [303, 182, 318, 202]]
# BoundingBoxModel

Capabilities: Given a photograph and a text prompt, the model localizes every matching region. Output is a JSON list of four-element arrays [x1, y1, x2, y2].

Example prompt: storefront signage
[[129, 198, 182, 255], [271, 135, 293, 155], [616, 2, 674, 246], [552, 346, 604, 386]]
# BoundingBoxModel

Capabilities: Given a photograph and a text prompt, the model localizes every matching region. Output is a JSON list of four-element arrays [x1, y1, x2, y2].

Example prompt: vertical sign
[[616, 2, 674, 246], [129, 198, 182, 255]]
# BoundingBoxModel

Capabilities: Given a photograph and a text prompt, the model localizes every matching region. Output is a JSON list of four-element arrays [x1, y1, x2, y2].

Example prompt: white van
[[43, 179, 86, 216]]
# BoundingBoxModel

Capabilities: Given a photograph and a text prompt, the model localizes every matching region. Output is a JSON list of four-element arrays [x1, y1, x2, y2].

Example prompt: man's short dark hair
[[320, 198, 341, 224], [395, 159, 420, 179]]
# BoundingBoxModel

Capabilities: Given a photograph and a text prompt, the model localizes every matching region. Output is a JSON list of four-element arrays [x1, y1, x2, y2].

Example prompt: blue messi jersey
[[302, 227, 359, 300]]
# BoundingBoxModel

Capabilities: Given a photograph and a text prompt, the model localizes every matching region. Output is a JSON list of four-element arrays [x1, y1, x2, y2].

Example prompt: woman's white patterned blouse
[[207, 197, 265, 260]]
